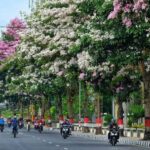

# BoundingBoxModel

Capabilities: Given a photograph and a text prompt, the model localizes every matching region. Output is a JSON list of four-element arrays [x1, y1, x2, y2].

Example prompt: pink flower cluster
[[108, 0, 122, 19], [133, 0, 147, 12], [79, 73, 85, 80], [123, 4, 133, 13], [108, 0, 148, 28], [122, 17, 132, 27], [0, 18, 25, 61]]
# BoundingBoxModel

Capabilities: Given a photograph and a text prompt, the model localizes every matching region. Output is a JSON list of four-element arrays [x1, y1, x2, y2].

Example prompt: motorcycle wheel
[[62, 133, 67, 139], [13, 130, 16, 138], [39, 128, 41, 133], [28, 126, 30, 131], [111, 138, 116, 146]]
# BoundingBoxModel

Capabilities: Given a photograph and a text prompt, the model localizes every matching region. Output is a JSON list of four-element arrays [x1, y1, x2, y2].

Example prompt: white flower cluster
[[17, 0, 114, 84], [145, 57, 150, 72], [77, 51, 92, 69], [88, 61, 114, 78]]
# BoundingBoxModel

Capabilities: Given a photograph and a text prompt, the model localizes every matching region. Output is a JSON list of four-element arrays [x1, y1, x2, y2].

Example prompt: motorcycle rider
[[60, 119, 71, 135], [18, 117, 24, 128], [11, 115, 18, 133], [0, 116, 5, 130], [34, 117, 39, 129], [26, 118, 31, 130], [7, 117, 12, 127], [108, 119, 119, 142]]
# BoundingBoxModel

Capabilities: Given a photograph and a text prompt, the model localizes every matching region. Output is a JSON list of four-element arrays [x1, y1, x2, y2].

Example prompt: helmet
[[111, 118, 116, 123]]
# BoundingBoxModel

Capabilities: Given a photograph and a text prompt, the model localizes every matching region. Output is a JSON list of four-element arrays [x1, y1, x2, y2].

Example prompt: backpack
[[12, 119, 18, 125]]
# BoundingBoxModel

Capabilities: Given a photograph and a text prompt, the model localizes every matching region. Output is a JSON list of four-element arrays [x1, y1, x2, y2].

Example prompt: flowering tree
[[0, 18, 25, 61], [100, 0, 150, 139]]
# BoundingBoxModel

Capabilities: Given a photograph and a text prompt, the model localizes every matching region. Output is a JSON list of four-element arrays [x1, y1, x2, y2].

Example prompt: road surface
[[0, 127, 148, 150]]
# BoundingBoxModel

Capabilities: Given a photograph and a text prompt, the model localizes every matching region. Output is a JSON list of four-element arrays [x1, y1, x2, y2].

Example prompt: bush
[[103, 114, 112, 126], [132, 123, 144, 129], [129, 104, 144, 123]]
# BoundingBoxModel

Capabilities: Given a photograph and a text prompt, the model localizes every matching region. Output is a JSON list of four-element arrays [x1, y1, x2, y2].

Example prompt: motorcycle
[[27, 122, 31, 131], [7, 119, 11, 128], [0, 124, 4, 132], [18, 121, 24, 129], [12, 127, 18, 138], [109, 126, 119, 146], [61, 125, 70, 139], [38, 123, 43, 133], [34, 122, 39, 129]]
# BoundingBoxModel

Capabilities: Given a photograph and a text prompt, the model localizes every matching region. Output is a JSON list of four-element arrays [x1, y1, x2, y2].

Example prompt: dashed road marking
[[48, 142, 52, 144], [64, 148, 68, 150], [56, 145, 60, 147], [43, 139, 46, 142]]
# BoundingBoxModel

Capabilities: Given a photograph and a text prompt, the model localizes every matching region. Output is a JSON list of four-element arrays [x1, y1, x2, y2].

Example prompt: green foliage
[[132, 123, 144, 129], [50, 106, 56, 119], [129, 104, 145, 123], [103, 113, 112, 126]]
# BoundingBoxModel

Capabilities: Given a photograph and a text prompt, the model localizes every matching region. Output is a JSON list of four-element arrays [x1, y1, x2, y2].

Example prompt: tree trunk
[[41, 99, 46, 118], [139, 61, 150, 140], [143, 72, 150, 140], [117, 97, 124, 136], [95, 93, 100, 119], [83, 82, 88, 117], [56, 94, 63, 118], [68, 95, 74, 119], [117, 98, 124, 120], [94, 92, 102, 134]]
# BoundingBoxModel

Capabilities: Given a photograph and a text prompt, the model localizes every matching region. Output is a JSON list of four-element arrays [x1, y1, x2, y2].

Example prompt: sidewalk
[[72, 131, 150, 149]]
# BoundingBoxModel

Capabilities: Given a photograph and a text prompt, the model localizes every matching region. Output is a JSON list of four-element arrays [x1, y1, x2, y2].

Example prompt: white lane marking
[[64, 148, 68, 150], [56, 145, 60, 147], [48, 142, 52, 144], [43, 139, 46, 142]]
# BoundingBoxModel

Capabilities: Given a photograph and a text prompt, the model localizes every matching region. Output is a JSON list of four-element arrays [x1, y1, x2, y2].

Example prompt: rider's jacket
[[0, 118, 4, 125], [11, 118, 18, 127]]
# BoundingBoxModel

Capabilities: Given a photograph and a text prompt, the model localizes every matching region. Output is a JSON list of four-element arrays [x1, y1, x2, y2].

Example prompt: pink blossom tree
[[0, 18, 25, 61]]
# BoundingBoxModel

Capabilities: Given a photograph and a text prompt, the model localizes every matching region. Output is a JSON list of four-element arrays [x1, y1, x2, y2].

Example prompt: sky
[[0, 0, 30, 32]]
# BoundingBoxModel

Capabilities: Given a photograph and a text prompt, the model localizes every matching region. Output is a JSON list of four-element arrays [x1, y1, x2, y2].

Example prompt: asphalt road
[[0, 127, 148, 150]]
